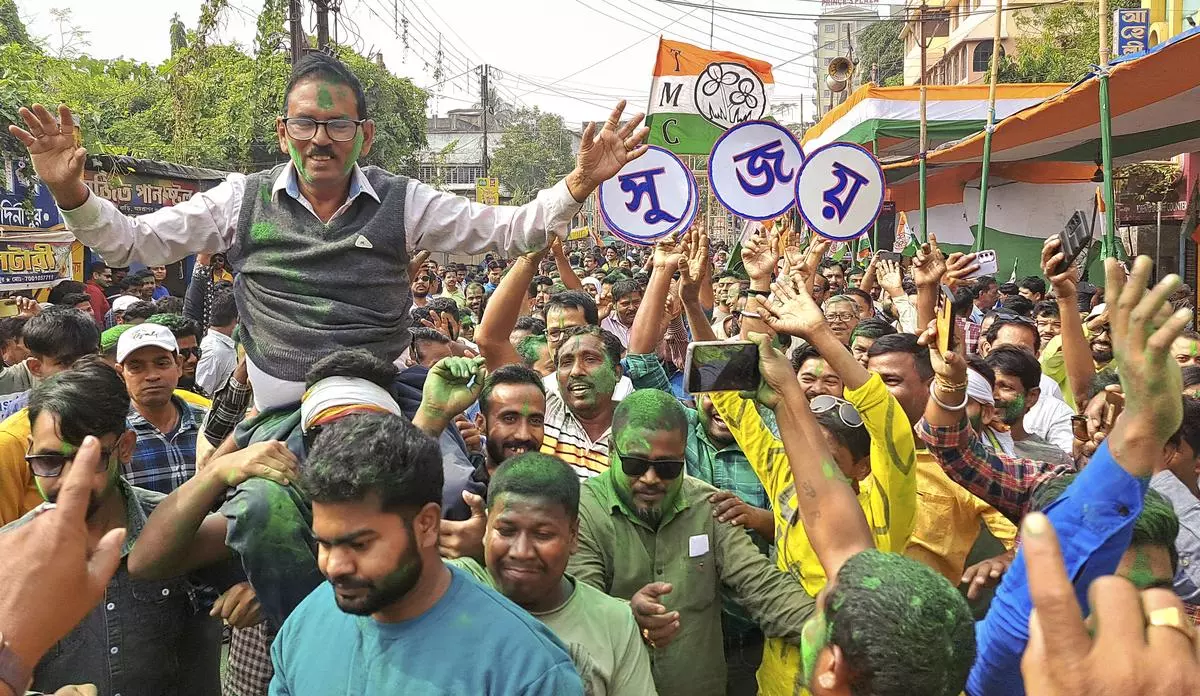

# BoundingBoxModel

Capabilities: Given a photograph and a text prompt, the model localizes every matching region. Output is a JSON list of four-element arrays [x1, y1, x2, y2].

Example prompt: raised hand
[[438, 491, 486, 560], [761, 272, 827, 340], [630, 582, 681, 649], [798, 237, 832, 284], [8, 104, 89, 208], [741, 224, 781, 283], [742, 331, 797, 410], [569, 101, 650, 200], [912, 233, 948, 288], [918, 318, 968, 385], [1040, 237, 1079, 299], [407, 250, 431, 281], [419, 356, 488, 430], [876, 258, 904, 297], [677, 224, 711, 303], [1021, 511, 1200, 695], [1106, 256, 1190, 455], [944, 251, 981, 287]]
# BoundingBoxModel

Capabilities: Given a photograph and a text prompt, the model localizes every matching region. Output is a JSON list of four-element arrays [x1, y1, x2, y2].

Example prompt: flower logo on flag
[[695, 62, 767, 130]]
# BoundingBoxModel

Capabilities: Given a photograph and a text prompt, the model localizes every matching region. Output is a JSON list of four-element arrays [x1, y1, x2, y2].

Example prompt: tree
[[855, 21, 904, 87], [0, 0, 30, 46], [489, 107, 576, 206], [999, 0, 1140, 83], [169, 13, 188, 55]]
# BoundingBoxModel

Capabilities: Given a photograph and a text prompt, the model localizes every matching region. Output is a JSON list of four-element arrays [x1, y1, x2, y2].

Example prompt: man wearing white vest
[[11, 52, 649, 409]]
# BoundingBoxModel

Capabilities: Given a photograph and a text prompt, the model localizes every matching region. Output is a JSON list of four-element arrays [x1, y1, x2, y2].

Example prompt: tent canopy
[[883, 25, 1200, 184], [801, 83, 1068, 160]]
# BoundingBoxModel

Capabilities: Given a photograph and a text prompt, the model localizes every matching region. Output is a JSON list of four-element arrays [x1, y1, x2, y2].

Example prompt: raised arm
[[1041, 237, 1095, 410], [628, 235, 687, 355], [550, 238, 584, 291], [128, 442, 297, 580], [762, 272, 872, 390], [475, 247, 547, 371], [408, 101, 649, 256], [679, 226, 717, 343], [748, 332, 873, 578]]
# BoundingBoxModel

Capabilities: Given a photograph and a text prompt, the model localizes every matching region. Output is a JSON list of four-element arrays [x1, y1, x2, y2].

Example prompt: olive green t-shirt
[[451, 557, 658, 696]]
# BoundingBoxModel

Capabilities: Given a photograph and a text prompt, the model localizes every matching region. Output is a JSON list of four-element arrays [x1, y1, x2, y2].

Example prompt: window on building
[[973, 42, 994, 72], [824, 23, 835, 32]]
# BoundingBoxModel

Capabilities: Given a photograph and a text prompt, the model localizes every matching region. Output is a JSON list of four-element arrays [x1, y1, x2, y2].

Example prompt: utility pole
[[288, 0, 304, 64], [918, 3, 929, 242], [479, 64, 490, 176], [315, 0, 331, 52]]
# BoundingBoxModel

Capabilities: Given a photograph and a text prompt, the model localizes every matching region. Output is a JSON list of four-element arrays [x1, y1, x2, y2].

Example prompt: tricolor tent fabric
[[645, 38, 775, 155], [801, 84, 1069, 160]]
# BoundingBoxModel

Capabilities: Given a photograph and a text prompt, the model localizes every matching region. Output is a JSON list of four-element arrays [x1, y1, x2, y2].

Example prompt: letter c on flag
[[663, 118, 679, 145]]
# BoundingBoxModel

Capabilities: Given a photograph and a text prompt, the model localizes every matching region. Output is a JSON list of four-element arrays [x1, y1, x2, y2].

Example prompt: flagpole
[[918, 4, 929, 243], [1098, 0, 1117, 258], [872, 138, 881, 251], [973, 0, 1004, 254]]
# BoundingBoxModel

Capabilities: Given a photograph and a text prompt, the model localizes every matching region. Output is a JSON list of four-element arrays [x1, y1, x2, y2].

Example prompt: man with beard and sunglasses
[[271, 412, 583, 695], [1, 357, 222, 695], [14, 52, 649, 416], [569, 389, 817, 696]]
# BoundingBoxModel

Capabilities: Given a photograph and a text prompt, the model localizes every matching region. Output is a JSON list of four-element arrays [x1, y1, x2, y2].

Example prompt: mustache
[[632, 482, 666, 496], [307, 145, 337, 158], [331, 575, 373, 590], [501, 439, 539, 451]]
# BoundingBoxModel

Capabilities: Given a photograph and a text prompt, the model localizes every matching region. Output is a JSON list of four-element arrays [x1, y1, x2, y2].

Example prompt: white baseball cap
[[116, 323, 178, 364], [111, 295, 140, 313]]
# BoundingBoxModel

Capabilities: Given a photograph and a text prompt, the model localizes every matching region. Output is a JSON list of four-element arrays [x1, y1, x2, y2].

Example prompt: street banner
[[795, 142, 885, 242], [598, 145, 697, 246], [645, 37, 774, 155], [708, 120, 804, 221], [0, 231, 78, 290]]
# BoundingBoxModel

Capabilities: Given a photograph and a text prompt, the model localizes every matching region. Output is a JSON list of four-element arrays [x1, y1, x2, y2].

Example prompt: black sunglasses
[[179, 346, 202, 360], [615, 447, 685, 480], [26, 449, 115, 477]]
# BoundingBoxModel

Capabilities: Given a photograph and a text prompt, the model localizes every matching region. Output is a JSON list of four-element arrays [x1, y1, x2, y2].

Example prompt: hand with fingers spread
[[876, 258, 905, 298], [630, 582, 681, 649], [0, 436, 126, 676], [760, 272, 827, 341], [912, 234, 948, 289], [962, 550, 1014, 600], [1104, 256, 1191, 463], [741, 225, 781, 284], [438, 490, 486, 560], [7, 104, 90, 209], [568, 100, 650, 201], [210, 581, 264, 629], [1020, 511, 1200, 695], [210, 441, 298, 489], [415, 356, 488, 438]]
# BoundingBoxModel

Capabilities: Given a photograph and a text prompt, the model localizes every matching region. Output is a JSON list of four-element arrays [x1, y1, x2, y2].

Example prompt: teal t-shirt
[[269, 564, 584, 695]]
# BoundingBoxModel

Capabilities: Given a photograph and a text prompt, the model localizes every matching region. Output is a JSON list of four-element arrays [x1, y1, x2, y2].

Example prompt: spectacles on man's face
[[824, 312, 857, 323], [26, 448, 115, 477], [615, 446, 685, 480], [282, 117, 365, 142]]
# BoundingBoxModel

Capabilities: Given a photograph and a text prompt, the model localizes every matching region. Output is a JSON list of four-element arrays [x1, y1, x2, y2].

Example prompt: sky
[[16, 0, 894, 128]]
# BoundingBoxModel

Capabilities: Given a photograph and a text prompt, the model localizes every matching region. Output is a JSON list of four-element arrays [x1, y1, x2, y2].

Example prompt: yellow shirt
[[710, 373, 918, 696], [904, 452, 1018, 582], [0, 389, 211, 526]]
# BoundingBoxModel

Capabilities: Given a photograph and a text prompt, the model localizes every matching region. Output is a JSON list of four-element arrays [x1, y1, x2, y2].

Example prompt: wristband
[[739, 311, 763, 320], [929, 383, 969, 411]]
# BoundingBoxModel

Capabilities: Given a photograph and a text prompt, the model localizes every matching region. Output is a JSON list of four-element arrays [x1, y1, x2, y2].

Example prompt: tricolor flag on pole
[[646, 38, 775, 155]]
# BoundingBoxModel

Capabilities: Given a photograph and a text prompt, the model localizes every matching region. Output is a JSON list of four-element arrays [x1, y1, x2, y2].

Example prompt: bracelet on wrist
[[934, 375, 968, 391], [929, 383, 969, 411], [739, 310, 763, 320]]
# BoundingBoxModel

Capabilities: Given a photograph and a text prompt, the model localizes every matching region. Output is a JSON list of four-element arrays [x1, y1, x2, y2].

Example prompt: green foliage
[[999, 0, 1140, 83], [0, 0, 29, 46], [169, 13, 187, 55], [856, 21, 904, 87], [0, 0, 427, 175], [490, 107, 576, 205]]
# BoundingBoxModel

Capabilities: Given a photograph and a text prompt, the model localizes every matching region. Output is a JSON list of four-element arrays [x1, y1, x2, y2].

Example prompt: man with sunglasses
[[12, 53, 649, 414], [569, 389, 817, 696], [1, 356, 222, 695]]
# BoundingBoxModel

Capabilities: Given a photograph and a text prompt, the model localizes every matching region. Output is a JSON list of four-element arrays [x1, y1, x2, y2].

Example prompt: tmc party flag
[[646, 37, 775, 155]]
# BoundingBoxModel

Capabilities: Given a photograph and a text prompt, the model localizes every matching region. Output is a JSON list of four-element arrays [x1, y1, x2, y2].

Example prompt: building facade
[[815, 1, 882, 116]]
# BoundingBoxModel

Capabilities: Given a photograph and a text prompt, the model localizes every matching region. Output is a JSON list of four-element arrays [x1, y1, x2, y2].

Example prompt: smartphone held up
[[684, 341, 762, 394]]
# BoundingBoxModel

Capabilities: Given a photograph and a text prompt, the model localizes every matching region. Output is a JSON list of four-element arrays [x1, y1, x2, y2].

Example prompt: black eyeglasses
[[26, 448, 115, 477], [614, 447, 685, 480], [179, 346, 202, 360], [282, 117, 365, 142], [809, 395, 865, 428]]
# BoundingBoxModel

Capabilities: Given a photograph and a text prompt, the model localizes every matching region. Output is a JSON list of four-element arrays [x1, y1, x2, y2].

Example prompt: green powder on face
[[1127, 547, 1158, 590], [287, 141, 314, 184], [344, 131, 364, 175], [1000, 394, 1025, 425], [317, 84, 335, 109], [590, 358, 620, 397]]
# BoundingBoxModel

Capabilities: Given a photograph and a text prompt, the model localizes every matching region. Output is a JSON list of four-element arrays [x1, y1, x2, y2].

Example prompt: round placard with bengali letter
[[708, 120, 805, 221], [599, 145, 696, 246], [794, 142, 885, 242]]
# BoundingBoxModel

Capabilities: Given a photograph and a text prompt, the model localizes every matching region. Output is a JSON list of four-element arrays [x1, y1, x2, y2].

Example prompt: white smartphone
[[966, 249, 998, 279]]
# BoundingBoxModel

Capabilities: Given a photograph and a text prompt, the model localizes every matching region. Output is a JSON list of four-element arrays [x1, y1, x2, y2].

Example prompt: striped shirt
[[540, 390, 611, 480]]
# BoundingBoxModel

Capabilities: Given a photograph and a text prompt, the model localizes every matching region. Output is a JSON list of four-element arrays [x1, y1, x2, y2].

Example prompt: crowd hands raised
[[7, 55, 1200, 696]]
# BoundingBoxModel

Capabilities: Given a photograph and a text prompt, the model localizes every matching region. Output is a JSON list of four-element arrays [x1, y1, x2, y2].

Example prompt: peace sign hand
[[568, 101, 651, 201]]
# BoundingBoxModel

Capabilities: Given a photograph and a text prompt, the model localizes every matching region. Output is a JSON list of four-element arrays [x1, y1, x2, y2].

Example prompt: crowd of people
[[2, 50, 1200, 696]]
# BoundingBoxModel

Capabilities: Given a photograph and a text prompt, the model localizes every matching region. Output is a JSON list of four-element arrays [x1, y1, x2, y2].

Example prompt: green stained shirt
[[569, 469, 816, 696]]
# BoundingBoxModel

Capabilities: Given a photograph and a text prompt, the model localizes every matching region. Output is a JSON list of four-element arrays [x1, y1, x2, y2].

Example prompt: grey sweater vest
[[230, 164, 412, 382]]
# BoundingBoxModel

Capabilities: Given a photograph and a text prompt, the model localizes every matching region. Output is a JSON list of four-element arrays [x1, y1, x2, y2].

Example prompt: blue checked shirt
[[124, 395, 207, 495]]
